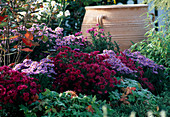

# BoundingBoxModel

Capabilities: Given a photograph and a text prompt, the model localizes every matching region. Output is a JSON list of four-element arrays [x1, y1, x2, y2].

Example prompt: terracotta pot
[[81, 4, 148, 50]]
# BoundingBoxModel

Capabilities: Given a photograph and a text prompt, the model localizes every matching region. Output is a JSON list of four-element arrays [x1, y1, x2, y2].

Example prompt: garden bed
[[0, 0, 169, 117]]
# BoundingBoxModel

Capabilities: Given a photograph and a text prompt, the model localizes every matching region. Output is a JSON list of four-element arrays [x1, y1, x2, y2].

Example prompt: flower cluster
[[31, 1, 70, 20], [51, 46, 120, 98], [13, 58, 56, 77], [103, 50, 137, 74], [0, 26, 26, 44], [54, 32, 93, 52], [85, 24, 118, 53], [0, 23, 63, 46], [102, 49, 166, 93], [1, 23, 93, 60], [0, 66, 41, 109], [123, 49, 165, 74], [27, 24, 90, 51], [28, 23, 63, 39], [122, 50, 166, 93]]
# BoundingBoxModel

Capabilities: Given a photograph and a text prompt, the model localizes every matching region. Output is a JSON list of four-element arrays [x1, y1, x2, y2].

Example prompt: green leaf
[[11, 24, 17, 28], [0, 22, 8, 28], [52, 108, 57, 113], [19, 30, 27, 34], [92, 96, 96, 103], [42, 35, 48, 42], [4, 52, 17, 56], [10, 48, 17, 52], [26, 24, 32, 29], [19, 104, 28, 111], [42, 88, 51, 96]]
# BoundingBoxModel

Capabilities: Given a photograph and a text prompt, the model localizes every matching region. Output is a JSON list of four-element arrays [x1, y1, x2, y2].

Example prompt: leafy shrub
[[60, 1, 85, 36], [51, 46, 120, 99], [58, 0, 103, 35], [33, 0, 70, 30], [0, 0, 47, 66], [20, 89, 106, 117], [157, 91, 170, 117], [130, 14, 170, 69], [108, 78, 161, 117], [0, 66, 41, 116], [19, 87, 165, 117]]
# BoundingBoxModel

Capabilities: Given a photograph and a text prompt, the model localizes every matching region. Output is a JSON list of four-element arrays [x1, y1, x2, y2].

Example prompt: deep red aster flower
[[109, 84, 115, 88], [17, 85, 28, 90], [98, 91, 103, 94], [100, 85, 105, 89], [75, 69, 81, 75], [0, 85, 6, 96], [85, 82, 89, 86], [7, 90, 12, 95], [111, 70, 116, 75], [30, 88, 37, 95], [141, 78, 149, 82], [70, 75, 76, 81], [96, 69, 101, 73], [30, 82, 37, 87], [103, 72, 110, 78], [9, 99, 13, 104], [23, 92, 29, 97]]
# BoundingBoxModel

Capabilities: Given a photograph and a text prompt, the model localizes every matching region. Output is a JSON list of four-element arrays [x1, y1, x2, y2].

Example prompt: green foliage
[[130, 14, 170, 69], [13, 87, 169, 117], [131, 0, 170, 72], [108, 78, 161, 117], [157, 91, 170, 117], [0, 0, 44, 66], [61, 0, 102, 6], [143, 0, 170, 10], [38, 0, 69, 29], [77, 0, 102, 6], [58, 0, 86, 36], [109, 78, 158, 105], [20, 89, 106, 117], [30, 74, 54, 91]]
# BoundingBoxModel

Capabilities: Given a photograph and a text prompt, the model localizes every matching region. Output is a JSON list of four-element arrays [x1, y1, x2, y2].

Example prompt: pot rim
[[85, 4, 148, 9]]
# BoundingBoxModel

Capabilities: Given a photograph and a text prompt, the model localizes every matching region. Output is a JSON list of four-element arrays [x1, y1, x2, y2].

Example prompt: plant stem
[[7, 17, 10, 65]]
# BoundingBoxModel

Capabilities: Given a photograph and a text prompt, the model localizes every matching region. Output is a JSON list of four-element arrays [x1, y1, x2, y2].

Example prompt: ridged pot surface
[[81, 4, 148, 51]]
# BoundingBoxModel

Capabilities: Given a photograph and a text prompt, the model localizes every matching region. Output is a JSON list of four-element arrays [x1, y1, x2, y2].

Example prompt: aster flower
[[13, 58, 57, 76], [102, 50, 137, 75], [123, 49, 165, 74]]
